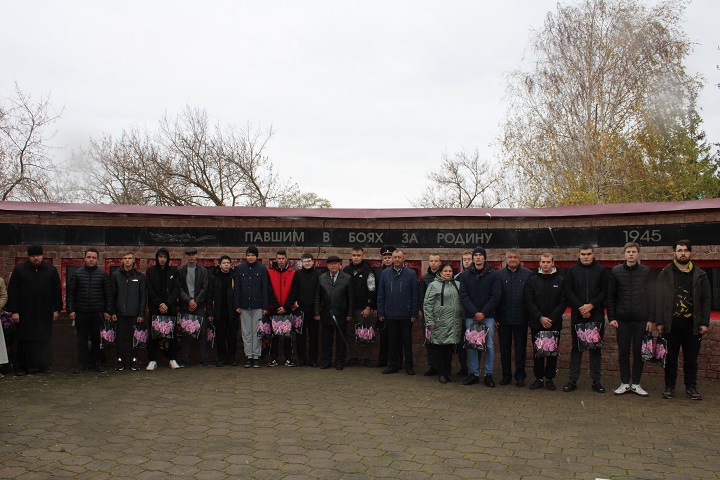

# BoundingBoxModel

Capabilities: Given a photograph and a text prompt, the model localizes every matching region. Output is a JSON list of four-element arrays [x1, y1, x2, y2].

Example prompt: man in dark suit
[[315, 256, 354, 370]]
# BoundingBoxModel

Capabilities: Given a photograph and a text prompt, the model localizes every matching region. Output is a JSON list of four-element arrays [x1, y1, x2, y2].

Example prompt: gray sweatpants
[[241, 309, 263, 359]]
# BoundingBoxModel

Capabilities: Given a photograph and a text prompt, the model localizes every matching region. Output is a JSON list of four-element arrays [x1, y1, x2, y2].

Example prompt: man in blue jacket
[[234, 246, 269, 368], [458, 246, 500, 387], [377, 249, 418, 375]]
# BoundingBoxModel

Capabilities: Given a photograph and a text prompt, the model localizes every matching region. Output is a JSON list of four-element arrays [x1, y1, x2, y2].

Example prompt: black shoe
[[296, 360, 307, 367], [114, 360, 125, 372], [38, 367, 52, 375], [217, 361, 226, 367], [362, 358, 374, 368], [446, 375, 454, 382], [457, 368, 468, 377], [545, 379, 556, 391], [15, 369, 28, 377], [320, 364, 331, 369], [130, 359, 140, 371], [336, 364, 344, 370], [230, 360, 238, 366], [662, 387, 675, 399], [199, 361, 212, 367], [94, 363, 106, 373], [252, 360, 261, 368], [484, 375, 496, 387], [308, 360, 318, 368], [686, 386, 702, 400], [423, 368, 437, 376], [516, 379, 525, 388], [405, 367, 415, 375], [73, 365, 88, 374], [499, 377, 512, 386], [463, 374, 480, 385], [592, 381, 605, 393], [563, 381, 577, 392], [244, 360, 253, 368], [376, 362, 388, 368], [529, 379, 545, 390], [438, 375, 447, 384], [345, 358, 359, 367], [382, 367, 399, 374]]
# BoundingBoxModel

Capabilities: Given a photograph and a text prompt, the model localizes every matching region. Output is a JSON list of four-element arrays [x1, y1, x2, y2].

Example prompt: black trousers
[[270, 335, 293, 362], [617, 320, 646, 384], [178, 309, 207, 364], [568, 322, 603, 383], [665, 318, 702, 388], [321, 320, 347, 367], [216, 312, 239, 362], [377, 320, 389, 365], [433, 344, 454, 377], [530, 328, 558, 379], [115, 315, 139, 363], [296, 309, 318, 364], [387, 318, 413, 370], [456, 343, 467, 372], [147, 336, 177, 362], [76, 311, 103, 366], [499, 323, 528, 381]]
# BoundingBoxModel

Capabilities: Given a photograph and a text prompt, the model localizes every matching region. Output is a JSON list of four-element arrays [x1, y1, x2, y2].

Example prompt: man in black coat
[[563, 244, 609, 393], [294, 253, 320, 367], [67, 247, 112, 373], [6, 245, 62, 375], [343, 247, 376, 367], [524, 253, 566, 391], [145, 247, 180, 370], [110, 252, 146, 372], [208, 255, 239, 367], [177, 247, 209, 367], [315, 256, 354, 370]]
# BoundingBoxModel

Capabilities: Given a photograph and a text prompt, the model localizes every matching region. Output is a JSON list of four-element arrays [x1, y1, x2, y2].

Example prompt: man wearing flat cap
[[315, 256, 354, 369], [234, 246, 269, 367], [178, 247, 209, 367], [6, 245, 62, 375]]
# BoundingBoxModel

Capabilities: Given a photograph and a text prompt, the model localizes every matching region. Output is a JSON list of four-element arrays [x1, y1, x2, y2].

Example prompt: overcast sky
[[2, 0, 718, 208]]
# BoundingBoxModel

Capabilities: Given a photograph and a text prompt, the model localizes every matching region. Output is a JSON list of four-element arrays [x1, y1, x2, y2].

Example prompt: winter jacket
[[423, 277, 463, 345], [458, 264, 501, 319], [207, 266, 238, 320], [145, 249, 179, 316], [607, 262, 655, 323], [564, 259, 608, 325], [268, 264, 297, 314], [295, 267, 320, 311], [376, 267, 419, 320], [66, 265, 112, 314], [495, 266, 534, 325], [110, 267, 146, 318], [655, 262, 711, 335], [178, 262, 209, 313], [343, 261, 376, 310], [315, 271, 354, 325], [233, 260, 269, 310], [524, 269, 566, 331]]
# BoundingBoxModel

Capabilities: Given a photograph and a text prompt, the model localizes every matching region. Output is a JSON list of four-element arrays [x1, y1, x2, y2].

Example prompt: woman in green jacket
[[423, 264, 464, 383]]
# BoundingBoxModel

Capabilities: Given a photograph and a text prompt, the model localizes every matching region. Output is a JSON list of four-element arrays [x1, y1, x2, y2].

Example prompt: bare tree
[[73, 106, 331, 208], [0, 83, 65, 201], [412, 150, 510, 208], [501, 0, 718, 206]]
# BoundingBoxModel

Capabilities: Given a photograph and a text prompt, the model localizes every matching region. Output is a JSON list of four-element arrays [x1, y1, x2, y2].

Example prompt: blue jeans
[[464, 317, 495, 376]]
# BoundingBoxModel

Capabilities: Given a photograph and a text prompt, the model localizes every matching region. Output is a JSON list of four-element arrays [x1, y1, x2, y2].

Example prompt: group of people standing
[[0, 240, 712, 401]]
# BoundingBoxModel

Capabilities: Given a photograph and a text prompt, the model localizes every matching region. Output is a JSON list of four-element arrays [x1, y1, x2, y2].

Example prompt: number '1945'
[[623, 229, 661, 243]]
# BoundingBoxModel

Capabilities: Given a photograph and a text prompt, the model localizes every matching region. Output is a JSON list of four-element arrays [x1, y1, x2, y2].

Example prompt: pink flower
[[133, 329, 148, 343]]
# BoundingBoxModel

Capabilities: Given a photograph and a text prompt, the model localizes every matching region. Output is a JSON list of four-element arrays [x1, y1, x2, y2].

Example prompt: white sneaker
[[614, 383, 630, 395], [631, 384, 649, 396], [146, 361, 157, 371], [169, 360, 180, 369]]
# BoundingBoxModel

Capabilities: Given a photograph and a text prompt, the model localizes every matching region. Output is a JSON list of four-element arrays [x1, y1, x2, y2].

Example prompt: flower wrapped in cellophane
[[271, 315, 292, 337], [133, 324, 148, 349], [355, 323, 376, 346], [177, 314, 204, 339], [641, 333, 654, 362], [574, 322, 603, 351], [151, 315, 175, 339], [651, 336, 668, 368], [533, 331, 560, 357], [256, 317, 272, 339], [100, 320, 116, 349], [464, 323, 488, 351], [291, 312, 304, 334], [206, 323, 216, 349]]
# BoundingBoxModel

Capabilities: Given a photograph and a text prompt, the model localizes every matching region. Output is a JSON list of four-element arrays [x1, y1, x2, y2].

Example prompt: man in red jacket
[[267, 250, 298, 367]]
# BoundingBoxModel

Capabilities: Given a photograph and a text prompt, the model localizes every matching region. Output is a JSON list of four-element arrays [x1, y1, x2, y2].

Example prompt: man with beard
[[315, 256, 354, 370], [208, 256, 239, 367], [656, 240, 710, 400], [110, 252, 146, 372], [67, 248, 112, 373], [525, 253, 565, 391], [343, 247, 376, 368], [6, 245, 62, 375], [563, 244, 608, 393], [145, 247, 180, 370], [294, 253, 320, 366]]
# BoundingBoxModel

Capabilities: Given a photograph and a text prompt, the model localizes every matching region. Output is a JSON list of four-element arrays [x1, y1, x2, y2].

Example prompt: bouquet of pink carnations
[[100, 321, 116, 349], [533, 331, 560, 357], [0, 311, 14, 331], [151, 315, 175, 339], [574, 322, 603, 351], [355, 322, 376, 346], [464, 323, 488, 351], [133, 325, 149, 349], [271, 315, 293, 337], [177, 313, 204, 339], [641, 333, 654, 362], [206, 323, 216, 349], [256, 318, 272, 339], [291, 312, 304, 334], [651, 336, 668, 368], [423, 326, 432, 346]]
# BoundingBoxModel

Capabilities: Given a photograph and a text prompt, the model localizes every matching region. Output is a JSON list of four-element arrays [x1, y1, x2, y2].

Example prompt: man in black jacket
[[178, 247, 209, 367], [343, 247, 376, 368], [145, 247, 180, 370], [418, 253, 442, 376], [607, 242, 655, 396], [294, 253, 320, 367], [524, 253, 565, 391], [110, 252, 146, 372], [563, 244, 608, 393], [208, 256, 239, 367], [315, 256, 354, 370], [67, 248, 112, 373]]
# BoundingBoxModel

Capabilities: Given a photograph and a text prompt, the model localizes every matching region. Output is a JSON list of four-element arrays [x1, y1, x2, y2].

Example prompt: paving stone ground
[[1, 364, 719, 479]]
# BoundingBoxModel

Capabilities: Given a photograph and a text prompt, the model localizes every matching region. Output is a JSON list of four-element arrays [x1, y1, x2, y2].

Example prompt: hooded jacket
[[145, 248, 179, 316], [423, 277, 463, 345], [343, 260, 376, 310], [207, 265, 238, 319], [110, 266, 146, 318], [268, 263, 297, 314]]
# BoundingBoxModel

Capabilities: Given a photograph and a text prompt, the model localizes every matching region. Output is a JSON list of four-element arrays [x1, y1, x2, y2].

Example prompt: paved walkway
[[1, 365, 719, 479]]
